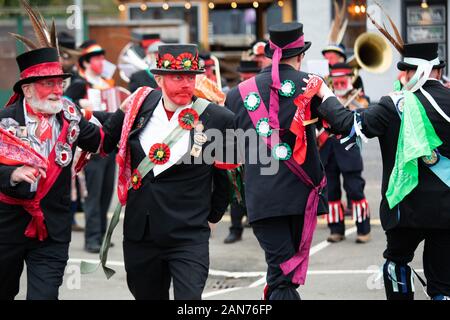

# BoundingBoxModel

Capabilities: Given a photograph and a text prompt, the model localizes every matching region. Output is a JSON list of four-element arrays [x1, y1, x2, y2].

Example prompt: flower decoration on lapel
[[178, 108, 199, 130], [158, 53, 176, 69], [176, 52, 198, 70], [55, 142, 73, 167], [149, 143, 171, 165], [67, 121, 80, 144], [130, 169, 142, 190], [62, 99, 81, 122]]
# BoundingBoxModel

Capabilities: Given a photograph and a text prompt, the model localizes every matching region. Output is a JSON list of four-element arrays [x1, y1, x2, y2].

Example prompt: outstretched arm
[[308, 75, 395, 138]]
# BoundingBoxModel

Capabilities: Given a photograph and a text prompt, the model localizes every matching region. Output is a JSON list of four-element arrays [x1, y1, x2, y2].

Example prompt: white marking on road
[[209, 269, 266, 278], [202, 287, 244, 298], [310, 226, 357, 256]]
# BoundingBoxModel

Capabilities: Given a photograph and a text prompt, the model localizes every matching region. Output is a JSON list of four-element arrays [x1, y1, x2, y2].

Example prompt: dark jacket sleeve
[[0, 165, 34, 199], [101, 109, 125, 153], [92, 111, 115, 125], [316, 95, 395, 138], [77, 116, 101, 153], [208, 167, 231, 223]]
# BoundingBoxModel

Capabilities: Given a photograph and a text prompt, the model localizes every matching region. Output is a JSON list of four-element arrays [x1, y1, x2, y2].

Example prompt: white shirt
[[139, 98, 192, 177]]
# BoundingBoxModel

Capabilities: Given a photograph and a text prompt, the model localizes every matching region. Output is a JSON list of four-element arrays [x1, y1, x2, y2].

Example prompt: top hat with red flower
[[151, 44, 205, 75], [78, 40, 106, 68]]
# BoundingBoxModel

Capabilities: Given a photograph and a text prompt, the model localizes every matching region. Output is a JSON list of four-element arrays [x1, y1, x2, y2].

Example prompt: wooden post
[[282, 0, 294, 23], [200, 0, 210, 51]]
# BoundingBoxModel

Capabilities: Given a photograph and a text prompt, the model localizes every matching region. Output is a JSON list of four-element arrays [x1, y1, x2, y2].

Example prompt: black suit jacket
[[0, 98, 102, 243], [102, 90, 234, 245], [226, 64, 328, 223], [318, 80, 450, 230], [129, 70, 158, 93]]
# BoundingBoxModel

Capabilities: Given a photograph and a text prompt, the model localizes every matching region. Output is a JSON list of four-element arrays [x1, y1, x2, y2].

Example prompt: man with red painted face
[[65, 40, 118, 254], [0, 2, 106, 300], [99, 44, 235, 300], [318, 63, 371, 244]]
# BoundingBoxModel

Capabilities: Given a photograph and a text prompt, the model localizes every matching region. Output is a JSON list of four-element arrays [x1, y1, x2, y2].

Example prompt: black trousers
[[383, 228, 450, 300], [229, 201, 247, 235], [326, 155, 370, 235], [84, 153, 116, 247], [123, 218, 209, 300], [252, 215, 304, 300], [0, 239, 69, 300]]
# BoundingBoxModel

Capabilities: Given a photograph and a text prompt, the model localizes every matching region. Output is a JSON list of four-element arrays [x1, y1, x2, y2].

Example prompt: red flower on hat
[[158, 53, 176, 69], [130, 169, 142, 190], [176, 52, 198, 71], [178, 108, 199, 130], [149, 143, 171, 165]]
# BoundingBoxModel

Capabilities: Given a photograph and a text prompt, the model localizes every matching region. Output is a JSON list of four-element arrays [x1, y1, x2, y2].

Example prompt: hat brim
[[150, 68, 205, 75], [264, 42, 312, 59], [237, 67, 261, 73], [14, 73, 72, 93], [321, 48, 347, 59], [79, 50, 106, 63], [397, 60, 446, 71]]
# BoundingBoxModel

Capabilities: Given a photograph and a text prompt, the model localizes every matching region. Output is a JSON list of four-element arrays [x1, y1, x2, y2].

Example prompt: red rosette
[[176, 52, 198, 70], [158, 53, 176, 69], [178, 108, 199, 130], [149, 143, 171, 165], [130, 169, 142, 190]]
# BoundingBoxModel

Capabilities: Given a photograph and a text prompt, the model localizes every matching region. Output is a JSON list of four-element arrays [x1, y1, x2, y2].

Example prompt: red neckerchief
[[25, 103, 53, 143]]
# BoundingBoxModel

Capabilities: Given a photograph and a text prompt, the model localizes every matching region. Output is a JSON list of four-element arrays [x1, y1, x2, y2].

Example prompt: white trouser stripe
[[334, 203, 339, 223], [388, 262, 399, 293]]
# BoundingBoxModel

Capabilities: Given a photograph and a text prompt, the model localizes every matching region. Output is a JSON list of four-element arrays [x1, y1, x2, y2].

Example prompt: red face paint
[[324, 52, 343, 66], [89, 55, 105, 75], [161, 74, 196, 106], [33, 78, 64, 100]]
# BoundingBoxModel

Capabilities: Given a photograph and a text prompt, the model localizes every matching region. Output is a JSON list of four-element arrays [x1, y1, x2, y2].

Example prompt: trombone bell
[[353, 32, 393, 74]]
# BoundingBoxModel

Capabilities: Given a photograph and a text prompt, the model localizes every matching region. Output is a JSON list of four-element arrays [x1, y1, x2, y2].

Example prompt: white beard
[[28, 96, 63, 115]]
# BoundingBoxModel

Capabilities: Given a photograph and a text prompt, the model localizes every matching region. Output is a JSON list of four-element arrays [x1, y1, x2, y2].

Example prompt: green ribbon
[[386, 90, 443, 209], [81, 98, 210, 279]]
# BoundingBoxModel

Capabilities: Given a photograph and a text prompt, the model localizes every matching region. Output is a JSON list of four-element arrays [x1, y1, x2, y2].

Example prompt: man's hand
[[302, 74, 335, 101], [11, 166, 47, 185]]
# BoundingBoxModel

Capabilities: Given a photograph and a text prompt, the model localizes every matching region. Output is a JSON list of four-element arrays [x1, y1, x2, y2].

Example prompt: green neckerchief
[[386, 83, 443, 209]]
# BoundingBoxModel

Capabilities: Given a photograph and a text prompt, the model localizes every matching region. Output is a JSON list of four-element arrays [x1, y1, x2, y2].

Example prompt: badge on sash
[[191, 122, 207, 158]]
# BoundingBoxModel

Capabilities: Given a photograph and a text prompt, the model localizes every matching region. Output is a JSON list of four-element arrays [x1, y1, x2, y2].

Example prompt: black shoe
[[224, 233, 242, 244], [84, 244, 101, 254]]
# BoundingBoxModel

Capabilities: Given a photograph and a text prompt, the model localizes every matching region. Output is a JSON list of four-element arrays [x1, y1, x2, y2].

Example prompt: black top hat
[[397, 42, 446, 71], [237, 60, 261, 74], [78, 40, 106, 67], [58, 31, 76, 50], [151, 44, 205, 75], [132, 32, 160, 41], [264, 22, 311, 59], [329, 62, 353, 77], [13, 47, 71, 93]]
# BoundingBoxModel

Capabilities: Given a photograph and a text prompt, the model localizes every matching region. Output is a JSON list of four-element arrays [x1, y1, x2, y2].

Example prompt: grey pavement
[[16, 139, 429, 300]]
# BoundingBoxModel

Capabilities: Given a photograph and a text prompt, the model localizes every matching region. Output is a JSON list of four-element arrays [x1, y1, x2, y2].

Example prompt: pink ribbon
[[268, 36, 305, 129]]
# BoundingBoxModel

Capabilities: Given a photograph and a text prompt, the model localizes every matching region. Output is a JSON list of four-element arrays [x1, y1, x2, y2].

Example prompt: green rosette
[[279, 80, 296, 97], [272, 143, 292, 161], [256, 117, 273, 137], [244, 92, 261, 111]]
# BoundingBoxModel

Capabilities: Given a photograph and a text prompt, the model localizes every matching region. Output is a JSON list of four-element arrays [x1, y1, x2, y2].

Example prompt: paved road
[[16, 139, 428, 300]]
